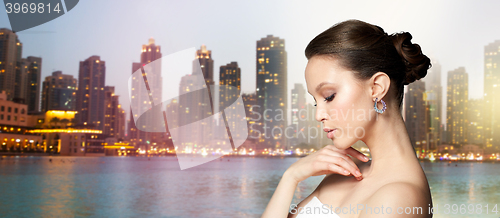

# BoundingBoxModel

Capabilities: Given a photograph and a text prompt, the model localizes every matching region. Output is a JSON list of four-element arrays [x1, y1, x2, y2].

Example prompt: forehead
[[305, 56, 356, 94]]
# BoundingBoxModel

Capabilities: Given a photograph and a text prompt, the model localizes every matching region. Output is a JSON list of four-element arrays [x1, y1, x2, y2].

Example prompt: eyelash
[[313, 93, 335, 107]]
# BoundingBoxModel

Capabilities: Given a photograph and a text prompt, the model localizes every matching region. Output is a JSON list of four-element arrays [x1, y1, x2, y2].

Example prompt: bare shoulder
[[359, 182, 432, 218]]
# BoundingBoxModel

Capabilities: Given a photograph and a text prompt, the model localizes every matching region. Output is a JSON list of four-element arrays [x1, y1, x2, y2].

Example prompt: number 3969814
[[5, 3, 61, 14]]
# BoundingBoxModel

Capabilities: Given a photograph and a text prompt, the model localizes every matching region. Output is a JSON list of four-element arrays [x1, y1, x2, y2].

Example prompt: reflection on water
[[421, 162, 500, 217], [0, 157, 499, 217]]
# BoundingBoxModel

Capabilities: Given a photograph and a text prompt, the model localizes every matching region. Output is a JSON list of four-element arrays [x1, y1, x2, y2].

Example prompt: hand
[[285, 145, 369, 184]]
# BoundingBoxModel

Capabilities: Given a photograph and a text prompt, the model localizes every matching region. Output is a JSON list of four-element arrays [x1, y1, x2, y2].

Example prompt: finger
[[346, 147, 370, 162], [317, 149, 362, 175], [316, 161, 351, 176], [323, 155, 362, 178]]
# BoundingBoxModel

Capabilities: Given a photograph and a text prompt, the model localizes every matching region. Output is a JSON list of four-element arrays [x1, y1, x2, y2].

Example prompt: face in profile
[[305, 55, 379, 150]]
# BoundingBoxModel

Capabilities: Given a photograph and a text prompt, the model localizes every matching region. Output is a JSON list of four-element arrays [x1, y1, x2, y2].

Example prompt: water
[[0, 156, 499, 218]]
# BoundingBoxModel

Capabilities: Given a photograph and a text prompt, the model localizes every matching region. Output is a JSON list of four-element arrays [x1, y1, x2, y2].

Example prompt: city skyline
[[2, 0, 500, 125]]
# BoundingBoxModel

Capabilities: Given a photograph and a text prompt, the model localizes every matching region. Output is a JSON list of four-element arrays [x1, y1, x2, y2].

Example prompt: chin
[[332, 141, 347, 150]]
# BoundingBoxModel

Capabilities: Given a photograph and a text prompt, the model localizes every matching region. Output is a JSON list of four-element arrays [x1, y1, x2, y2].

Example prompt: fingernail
[[344, 170, 350, 175], [364, 156, 369, 161], [356, 170, 362, 177]]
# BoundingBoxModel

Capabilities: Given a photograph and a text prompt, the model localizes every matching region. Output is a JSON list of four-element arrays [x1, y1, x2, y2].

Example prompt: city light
[[28, 129, 102, 134]]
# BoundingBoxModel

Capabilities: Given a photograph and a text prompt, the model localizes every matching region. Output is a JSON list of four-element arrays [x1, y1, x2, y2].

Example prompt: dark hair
[[305, 19, 431, 109]]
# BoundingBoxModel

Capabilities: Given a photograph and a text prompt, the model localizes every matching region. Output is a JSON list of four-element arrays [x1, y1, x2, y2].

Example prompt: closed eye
[[324, 93, 335, 102]]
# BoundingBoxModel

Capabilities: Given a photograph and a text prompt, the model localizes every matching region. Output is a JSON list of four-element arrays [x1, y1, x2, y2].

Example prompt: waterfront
[[0, 156, 499, 218]]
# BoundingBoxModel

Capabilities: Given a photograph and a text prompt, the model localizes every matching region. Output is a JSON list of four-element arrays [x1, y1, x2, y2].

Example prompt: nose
[[315, 105, 328, 122]]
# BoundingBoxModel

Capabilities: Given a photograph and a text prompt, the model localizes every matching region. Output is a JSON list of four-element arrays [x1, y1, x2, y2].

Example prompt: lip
[[323, 127, 335, 133], [324, 127, 337, 139]]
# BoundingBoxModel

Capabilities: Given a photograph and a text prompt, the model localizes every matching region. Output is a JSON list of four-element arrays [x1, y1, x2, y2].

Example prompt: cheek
[[328, 91, 368, 123]]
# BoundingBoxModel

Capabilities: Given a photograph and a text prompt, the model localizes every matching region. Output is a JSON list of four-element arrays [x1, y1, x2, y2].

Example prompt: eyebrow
[[315, 82, 334, 93]]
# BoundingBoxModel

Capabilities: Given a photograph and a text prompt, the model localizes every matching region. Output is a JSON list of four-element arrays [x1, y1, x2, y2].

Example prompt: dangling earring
[[374, 97, 386, 114]]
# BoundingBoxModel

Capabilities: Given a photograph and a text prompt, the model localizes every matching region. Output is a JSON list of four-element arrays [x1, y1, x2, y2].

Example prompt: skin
[[261, 55, 433, 218]]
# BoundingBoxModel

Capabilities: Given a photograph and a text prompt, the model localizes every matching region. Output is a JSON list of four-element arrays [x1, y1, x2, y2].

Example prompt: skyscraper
[[242, 92, 259, 140], [291, 83, 306, 126], [24, 56, 41, 112], [255, 35, 287, 150], [14, 58, 28, 103], [0, 28, 21, 101], [128, 38, 162, 145], [467, 98, 484, 145], [128, 63, 142, 144], [219, 62, 242, 144], [196, 45, 214, 86], [76, 56, 106, 130], [117, 108, 126, 141], [290, 83, 306, 149], [194, 45, 215, 146], [41, 71, 77, 112], [484, 41, 500, 151], [219, 62, 241, 110], [13, 56, 41, 112], [178, 74, 205, 147], [0, 29, 41, 111], [423, 60, 443, 150], [194, 45, 215, 120], [446, 67, 468, 146], [104, 86, 121, 138], [405, 80, 428, 154]]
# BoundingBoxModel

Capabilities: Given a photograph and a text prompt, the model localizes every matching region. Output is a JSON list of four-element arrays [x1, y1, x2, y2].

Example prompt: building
[[178, 74, 205, 147], [0, 28, 21, 100], [219, 61, 241, 142], [0, 90, 28, 126], [128, 63, 142, 144], [467, 98, 484, 146], [76, 56, 106, 130], [41, 71, 77, 112], [117, 108, 126, 140], [446, 67, 469, 146], [423, 60, 443, 149], [242, 93, 259, 141], [103, 86, 122, 139], [0, 29, 42, 112], [196, 44, 214, 86], [128, 38, 162, 146], [0, 125, 42, 152], [405, 80, 428, 154], [104, 142, 136, 156], [0, 91, 43, 152], [290, 84, 306, 149], [195, 45, 215, 147], [23, 56, 41, 112], [42, 110, 77, 128], [219, 62, 241, 110], [164, 98, 178, 148], [255, 35, 288, 151], [484, 41, 500, 151], [291, 84, 306, 126], [29, 129, 105, 156], [14, 56, 42, 112]]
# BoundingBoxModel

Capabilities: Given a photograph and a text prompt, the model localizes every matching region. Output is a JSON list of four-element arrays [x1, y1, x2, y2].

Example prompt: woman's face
[[305, 55, 377, 149]]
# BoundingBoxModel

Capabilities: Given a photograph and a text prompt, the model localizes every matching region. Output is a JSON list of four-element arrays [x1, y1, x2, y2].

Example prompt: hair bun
[[390, 32, 431, 85]]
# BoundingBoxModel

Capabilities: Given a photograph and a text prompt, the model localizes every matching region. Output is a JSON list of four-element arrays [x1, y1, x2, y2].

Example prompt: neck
[[361, 110, 418, 177]]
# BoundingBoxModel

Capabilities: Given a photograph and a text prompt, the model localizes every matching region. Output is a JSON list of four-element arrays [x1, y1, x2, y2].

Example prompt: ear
[[369, 72, 390, 101]]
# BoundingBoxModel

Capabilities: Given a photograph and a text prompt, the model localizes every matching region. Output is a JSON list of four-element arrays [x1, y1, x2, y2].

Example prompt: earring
[[374, 97, 386, 114]]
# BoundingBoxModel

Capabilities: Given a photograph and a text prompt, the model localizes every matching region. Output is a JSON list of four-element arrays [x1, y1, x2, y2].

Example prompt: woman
[[262, 19, 433, 218]]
